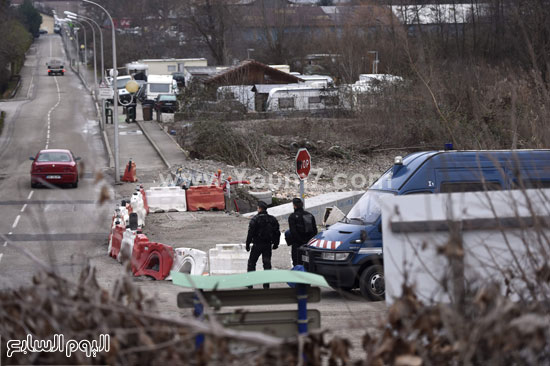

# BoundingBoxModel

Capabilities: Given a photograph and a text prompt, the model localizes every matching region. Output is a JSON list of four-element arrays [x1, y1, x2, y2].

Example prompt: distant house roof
[[204, 60, 302, 86], [234, 2, 396, 28], [391, 4, 488, 25], [184, 66, 228, 81]]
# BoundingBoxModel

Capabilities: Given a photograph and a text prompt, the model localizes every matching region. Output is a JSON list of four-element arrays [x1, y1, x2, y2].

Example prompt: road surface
[[0, 34, 112, 289]]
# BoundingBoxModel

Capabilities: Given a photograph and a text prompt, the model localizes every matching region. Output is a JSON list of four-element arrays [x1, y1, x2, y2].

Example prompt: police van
[[301, 149, 550, 300]]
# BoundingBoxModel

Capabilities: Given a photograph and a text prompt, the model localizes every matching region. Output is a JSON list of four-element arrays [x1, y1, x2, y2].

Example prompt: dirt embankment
[[167, 117, 412, 200]]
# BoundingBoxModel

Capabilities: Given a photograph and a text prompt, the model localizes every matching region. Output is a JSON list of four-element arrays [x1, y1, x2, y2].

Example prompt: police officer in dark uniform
[[287, 198, 318, 267], [246, 201, 280, 289]]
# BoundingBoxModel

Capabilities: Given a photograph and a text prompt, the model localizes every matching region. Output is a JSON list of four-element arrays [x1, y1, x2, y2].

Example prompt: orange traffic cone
[[122, 159, 138, 182]]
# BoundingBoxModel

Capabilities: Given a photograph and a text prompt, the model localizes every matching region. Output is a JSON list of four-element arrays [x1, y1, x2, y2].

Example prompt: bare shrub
[[0, 265, 353, 365], [181, 119, 267, 168]]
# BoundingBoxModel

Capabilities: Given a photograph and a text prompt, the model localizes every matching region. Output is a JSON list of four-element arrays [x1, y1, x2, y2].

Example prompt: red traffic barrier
[[109, 223, 125, 259], [140, 185, 149, 214], [122, 159, 138, 182], [131, 234, 174, 280], [186, 185, 225, 211]]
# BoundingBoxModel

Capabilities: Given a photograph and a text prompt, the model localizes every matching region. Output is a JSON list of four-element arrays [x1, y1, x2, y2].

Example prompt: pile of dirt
[[169, 117, 412, 200]]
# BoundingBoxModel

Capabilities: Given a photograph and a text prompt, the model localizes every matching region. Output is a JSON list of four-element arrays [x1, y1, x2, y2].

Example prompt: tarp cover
[[171, 270, 330, 290]]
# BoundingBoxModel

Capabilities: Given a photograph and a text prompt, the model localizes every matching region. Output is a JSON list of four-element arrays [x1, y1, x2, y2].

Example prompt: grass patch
[[1, 76, 21, 99]]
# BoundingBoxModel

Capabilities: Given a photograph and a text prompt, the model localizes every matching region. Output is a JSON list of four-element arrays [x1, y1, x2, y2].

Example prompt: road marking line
[[2, 242, 6, 247], [27, 75, 34, 99], [21, 204, 27, 212], [0, 253, 3, 263], [12, 215, 20, 229], [45, 76, 61, 149], [27, 191, 34, 200], [8, 232, 12, 235]]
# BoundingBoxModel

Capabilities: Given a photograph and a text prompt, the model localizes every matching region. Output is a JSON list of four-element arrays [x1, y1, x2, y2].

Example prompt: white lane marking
[[12, 215, 21, 229], [27, 75, 34, 99], [3, 232, 12, 246], [50, 36, 52, 57], [27, 191, 34, 200], [21, 204, 27, 213], [0, 253, 3, 263], [45, 76, 61, 149]]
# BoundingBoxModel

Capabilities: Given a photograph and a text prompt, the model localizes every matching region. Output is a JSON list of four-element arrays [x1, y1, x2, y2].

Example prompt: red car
[[30, 149, 80, 188]]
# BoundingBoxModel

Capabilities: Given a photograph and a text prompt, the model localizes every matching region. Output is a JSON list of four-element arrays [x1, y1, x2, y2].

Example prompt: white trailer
[[137, 58, 208, 75], [289, 73, 334, 87], [265, 86, 339, 112], [146, 75, 177, 101]]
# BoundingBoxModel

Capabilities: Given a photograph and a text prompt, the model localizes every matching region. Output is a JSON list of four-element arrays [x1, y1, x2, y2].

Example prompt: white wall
[[381, 189, 550, 305]]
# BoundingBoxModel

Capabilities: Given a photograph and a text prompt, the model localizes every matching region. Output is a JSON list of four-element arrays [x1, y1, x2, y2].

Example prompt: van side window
[[512, 179, 550, 189], [440, 181, 502, 193]]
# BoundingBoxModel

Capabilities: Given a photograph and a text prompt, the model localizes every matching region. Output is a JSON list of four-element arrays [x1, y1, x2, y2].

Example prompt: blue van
[[301, 149, 550, 300]]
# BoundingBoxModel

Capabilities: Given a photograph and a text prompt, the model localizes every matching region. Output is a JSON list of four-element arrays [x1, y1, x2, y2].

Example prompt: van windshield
[[149, 83, 171, 93], [116, 78, 132, 89], [344, 190, 394, 225]]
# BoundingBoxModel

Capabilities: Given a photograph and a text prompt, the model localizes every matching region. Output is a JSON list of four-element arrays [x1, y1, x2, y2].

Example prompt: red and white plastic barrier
[[167, 248, 208, 279], [130, 192, 146, 228], [108, 223, 125, 259], [131, 235, 174, 280], [145, 186, 187, 212], [186, 185, 225, 211], [139, 185, 149, 214], [118, 229, 138, 262]]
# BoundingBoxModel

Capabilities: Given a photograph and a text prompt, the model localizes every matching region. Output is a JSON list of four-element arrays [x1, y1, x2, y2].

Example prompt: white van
[[146, 75, 177, 101]]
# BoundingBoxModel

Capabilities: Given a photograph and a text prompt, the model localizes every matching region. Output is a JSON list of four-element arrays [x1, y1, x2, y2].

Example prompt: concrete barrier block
[[249, 190, 273, 205], [244, 191, 365, 223]]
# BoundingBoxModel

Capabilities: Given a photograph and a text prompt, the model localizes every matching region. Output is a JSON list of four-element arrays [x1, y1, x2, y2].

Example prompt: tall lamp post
[[66, 12, 97, 89], [73, 25, 80, 72], [367, 50, 379, 74], [68, 19, 88, 75], [83, 0, 120, 183], [65, 11, 104, 83]]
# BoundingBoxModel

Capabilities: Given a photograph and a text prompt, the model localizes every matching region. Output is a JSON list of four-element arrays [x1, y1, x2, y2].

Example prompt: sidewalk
[[63, 36, 187, 181]]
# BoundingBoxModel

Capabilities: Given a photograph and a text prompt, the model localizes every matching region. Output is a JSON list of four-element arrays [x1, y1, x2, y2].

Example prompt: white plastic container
[[130, 192, 146, 227], [208, 244, 249, 275], [118, 229, 137, 263], [146, 186, 187, 212], [167, 247, 208, 280]]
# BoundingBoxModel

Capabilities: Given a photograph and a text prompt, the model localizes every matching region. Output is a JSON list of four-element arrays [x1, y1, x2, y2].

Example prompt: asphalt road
[[0, 34, 113, 289]]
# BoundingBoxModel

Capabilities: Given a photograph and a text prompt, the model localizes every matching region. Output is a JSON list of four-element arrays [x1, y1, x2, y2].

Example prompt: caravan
[[145, 75, 178, 102], [265, 86, 339, 111]]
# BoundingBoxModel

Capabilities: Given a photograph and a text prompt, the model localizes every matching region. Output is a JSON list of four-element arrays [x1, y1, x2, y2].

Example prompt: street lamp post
[[367, 50, 379, 74], [69, 19, 88, 75], [65, 11, 104, 82], [247, 48, 255, 60], [73, 26, 80, 72], [83, 0, 120, 183], [67, 14, 97, 90]]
